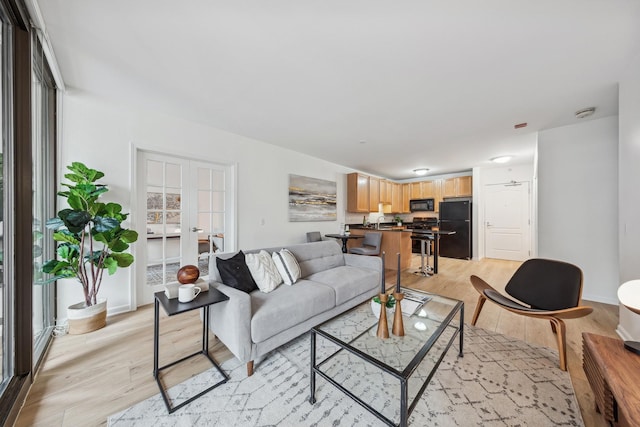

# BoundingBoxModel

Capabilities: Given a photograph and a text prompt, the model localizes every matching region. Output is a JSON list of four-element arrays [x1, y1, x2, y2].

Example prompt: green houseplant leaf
[[40, 162, 138, 306]]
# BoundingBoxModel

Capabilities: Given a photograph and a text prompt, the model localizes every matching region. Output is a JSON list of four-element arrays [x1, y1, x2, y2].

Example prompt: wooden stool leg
[[247, 361, 254, 377], [471, 295, 486, 326]]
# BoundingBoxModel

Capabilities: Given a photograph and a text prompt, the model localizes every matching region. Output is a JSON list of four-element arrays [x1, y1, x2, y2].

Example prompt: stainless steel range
[[407, 217, 438, 253]]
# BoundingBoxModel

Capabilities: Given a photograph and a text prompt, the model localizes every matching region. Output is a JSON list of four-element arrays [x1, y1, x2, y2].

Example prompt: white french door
[[135, 151, 235, 305], [484, 181, 531, 261]]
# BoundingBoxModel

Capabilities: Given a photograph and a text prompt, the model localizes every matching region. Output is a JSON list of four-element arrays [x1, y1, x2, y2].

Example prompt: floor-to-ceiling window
[[31, 32, 55, 365], [0, 1, 57, 423], [0, 6, 6, 393]]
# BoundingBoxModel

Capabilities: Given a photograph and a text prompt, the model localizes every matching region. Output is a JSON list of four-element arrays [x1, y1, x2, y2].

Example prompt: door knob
[[191, 227, 203, 232], [486, 222, 492, 228]]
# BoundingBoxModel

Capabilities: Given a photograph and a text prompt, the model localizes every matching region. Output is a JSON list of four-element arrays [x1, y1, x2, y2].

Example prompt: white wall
[[474, 162, 536, 260], [617, 52, 640, 340], [58, 91, 355, 317], [538, 116, 619, 304]]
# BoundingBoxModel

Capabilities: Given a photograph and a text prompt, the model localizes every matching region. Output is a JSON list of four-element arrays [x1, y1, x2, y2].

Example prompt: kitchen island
[[346, 228, 413, 270]]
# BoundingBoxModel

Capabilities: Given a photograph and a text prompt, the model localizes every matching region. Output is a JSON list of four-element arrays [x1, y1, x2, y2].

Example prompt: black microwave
[[410, 198, 435, 212]]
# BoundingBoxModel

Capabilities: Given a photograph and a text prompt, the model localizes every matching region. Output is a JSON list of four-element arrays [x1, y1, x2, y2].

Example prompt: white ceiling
[[36, 0, 640, 180]]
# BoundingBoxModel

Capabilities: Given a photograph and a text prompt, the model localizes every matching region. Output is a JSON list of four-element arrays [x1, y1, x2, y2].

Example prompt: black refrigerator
[[439, 200, 472, 260]]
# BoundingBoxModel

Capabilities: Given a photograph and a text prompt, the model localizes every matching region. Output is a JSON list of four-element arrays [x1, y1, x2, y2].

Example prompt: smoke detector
[[575, 107, 596, 119]]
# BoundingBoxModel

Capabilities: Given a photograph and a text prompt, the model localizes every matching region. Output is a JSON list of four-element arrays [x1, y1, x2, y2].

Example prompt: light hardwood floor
[[15, 256, 618, 427]]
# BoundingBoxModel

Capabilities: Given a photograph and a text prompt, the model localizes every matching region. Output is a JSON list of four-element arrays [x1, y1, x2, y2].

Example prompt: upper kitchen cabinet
[[369, 176, 380, 211], [402, 184, 411, 213], [380, 180, 392, 204], [410, 182, 422, 199], [443, 176, 472, 198], [347, 173, 370, 212], [391, 182, 402, 213]]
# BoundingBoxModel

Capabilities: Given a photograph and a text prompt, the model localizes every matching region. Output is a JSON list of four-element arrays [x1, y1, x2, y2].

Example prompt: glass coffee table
[[309, 288, 463, 426]]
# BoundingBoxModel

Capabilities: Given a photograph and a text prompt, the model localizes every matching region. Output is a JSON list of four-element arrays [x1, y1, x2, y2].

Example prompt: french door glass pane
[[146, 161, 184, 286], [195, 166, 226, 273]]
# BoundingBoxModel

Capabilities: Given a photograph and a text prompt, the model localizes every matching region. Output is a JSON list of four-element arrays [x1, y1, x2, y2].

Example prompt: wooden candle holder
[[376, 293, 390, 339], [392, 292, 405, 336]]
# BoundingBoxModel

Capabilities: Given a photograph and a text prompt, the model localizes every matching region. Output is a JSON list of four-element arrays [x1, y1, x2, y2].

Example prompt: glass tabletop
[[313, 288, 462, 377]]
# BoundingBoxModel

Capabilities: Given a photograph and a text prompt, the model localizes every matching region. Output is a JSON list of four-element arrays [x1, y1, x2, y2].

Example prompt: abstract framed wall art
[[288, 174, 337, 222]]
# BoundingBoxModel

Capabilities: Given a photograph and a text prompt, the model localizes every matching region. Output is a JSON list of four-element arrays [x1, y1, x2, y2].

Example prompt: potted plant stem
[[42, 162, 138, 334]]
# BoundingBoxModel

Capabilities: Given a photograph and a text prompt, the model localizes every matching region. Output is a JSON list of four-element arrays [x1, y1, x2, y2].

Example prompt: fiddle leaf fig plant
[[41, 162, 138, 307]]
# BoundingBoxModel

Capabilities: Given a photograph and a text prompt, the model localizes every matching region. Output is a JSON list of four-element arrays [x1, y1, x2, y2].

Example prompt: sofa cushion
[[256, 241, 345, 278], [250, 280, 335, 343], [245, 250, 282, 293], [272, 249, 301, 285], [216, 251, 258, 293], [306, 265, 379, 305]]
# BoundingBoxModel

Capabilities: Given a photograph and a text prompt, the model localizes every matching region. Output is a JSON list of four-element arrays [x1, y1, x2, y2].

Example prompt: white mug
[[178, 284, 201, 303], [164, 283, 180, 299]]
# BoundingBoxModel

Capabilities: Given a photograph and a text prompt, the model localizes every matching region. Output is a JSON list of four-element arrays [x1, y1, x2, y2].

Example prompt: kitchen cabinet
[[380, 180, 391, 204], [347, 173, 370, 212], [347, 229, 413, 270], [457, 176, 472, 196], [443, 176, 473, 198], [402, 184, 411, 213], [421, 180, 435, 198], [410, 182, 422, 199], [391, 183, 402, 213], [369, 176, 380, 211]]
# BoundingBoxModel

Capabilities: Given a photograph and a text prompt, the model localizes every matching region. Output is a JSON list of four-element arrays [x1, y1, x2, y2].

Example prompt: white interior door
[[484, 182, 531, 261], [136, 151, 236, 305]]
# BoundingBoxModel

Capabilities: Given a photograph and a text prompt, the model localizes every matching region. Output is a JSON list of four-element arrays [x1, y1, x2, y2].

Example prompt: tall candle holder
[[392, 292, 405, 336], [392, 253, 405, 336], [376, 293, 390, 339]]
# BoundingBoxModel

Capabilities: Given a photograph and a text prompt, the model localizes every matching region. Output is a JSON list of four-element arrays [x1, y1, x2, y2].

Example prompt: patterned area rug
[[109, 308, 583, 426]]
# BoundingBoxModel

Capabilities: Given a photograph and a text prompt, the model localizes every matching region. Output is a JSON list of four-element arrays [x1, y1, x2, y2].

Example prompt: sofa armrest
[[344, 253, 382, 271], [206, 280, 253, 363]]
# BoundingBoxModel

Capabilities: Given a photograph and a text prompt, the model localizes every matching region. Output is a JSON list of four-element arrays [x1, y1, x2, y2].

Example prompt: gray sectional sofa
[[206, 240, 382, 376]]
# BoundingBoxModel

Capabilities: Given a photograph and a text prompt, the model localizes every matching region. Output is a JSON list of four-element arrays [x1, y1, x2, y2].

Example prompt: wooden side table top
[[582, 332, 640, 424]]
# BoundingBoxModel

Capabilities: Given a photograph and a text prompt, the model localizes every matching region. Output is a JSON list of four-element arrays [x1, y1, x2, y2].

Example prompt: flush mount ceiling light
[[575, 107, 596, 119], [490, 156, 512, 164], [413, 168, 429, 176]]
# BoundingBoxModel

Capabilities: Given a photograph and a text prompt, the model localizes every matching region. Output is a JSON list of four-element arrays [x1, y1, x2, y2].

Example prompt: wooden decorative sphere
[[177, 265, 200, 284]]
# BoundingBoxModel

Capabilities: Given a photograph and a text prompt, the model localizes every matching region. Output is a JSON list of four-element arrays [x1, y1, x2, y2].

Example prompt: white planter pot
[[371, 299, 394, 319], [67, 298, 107, 335]]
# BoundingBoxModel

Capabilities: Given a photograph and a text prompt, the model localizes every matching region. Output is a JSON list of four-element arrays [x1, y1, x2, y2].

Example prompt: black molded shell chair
[[348, 232, 382, 256], [470, 258, 593, 371]]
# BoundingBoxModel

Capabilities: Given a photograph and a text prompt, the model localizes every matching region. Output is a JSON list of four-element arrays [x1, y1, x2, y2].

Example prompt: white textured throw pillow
[[245, 250, 282, 293], [272, 249, 301, 285]]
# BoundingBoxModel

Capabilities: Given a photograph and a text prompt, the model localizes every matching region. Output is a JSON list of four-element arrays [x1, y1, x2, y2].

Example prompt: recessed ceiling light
[[575, 107, 596, 119], [491, 156, 512, 164], [413, 168, 429, 175]]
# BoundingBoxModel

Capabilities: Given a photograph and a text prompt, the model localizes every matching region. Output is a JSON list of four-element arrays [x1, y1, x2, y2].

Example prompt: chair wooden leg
[[471, 295, 486, 326], [550, 318, 567, 371], [247, 361, 254, 377], [550, 320, 557, 334]]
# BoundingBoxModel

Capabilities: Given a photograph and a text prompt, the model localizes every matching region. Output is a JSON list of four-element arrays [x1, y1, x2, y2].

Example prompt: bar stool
[[411, 234, 434, 276]]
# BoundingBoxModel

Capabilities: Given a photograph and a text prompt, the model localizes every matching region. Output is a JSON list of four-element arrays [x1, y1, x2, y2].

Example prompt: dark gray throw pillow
[[216, 250, 258, 293]]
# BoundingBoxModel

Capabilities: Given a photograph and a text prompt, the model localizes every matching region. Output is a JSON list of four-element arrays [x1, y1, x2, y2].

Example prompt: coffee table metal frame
[[153, 289, 230, 413], [309, 288, 463, 427]]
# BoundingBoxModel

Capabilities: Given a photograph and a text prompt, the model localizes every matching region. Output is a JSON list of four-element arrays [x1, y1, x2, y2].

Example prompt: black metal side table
[[153, 288, 229, 413]]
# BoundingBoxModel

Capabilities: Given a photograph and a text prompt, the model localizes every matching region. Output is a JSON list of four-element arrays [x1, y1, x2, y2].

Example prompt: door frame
[[130, 144, 237, 308]]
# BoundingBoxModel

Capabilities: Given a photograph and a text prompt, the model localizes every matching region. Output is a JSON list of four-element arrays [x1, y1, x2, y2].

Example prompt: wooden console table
[[582, 333, 640, 426]]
